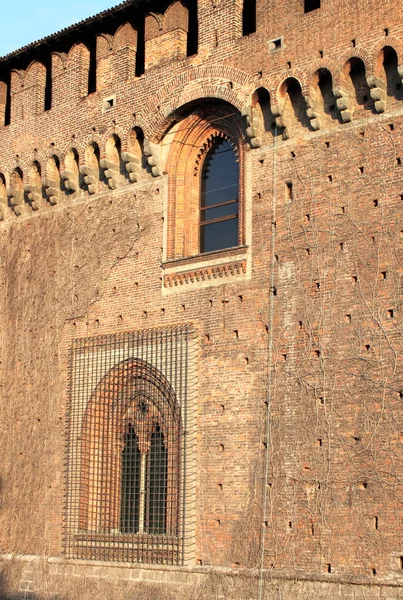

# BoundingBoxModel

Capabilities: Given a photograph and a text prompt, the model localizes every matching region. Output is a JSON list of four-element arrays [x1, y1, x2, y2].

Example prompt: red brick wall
[[1, 0, 403, 593]]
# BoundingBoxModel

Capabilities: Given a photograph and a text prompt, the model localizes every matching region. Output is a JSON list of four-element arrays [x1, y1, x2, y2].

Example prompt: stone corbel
[[9, 189, 24, 216], [43, 178, 59, 205], [23, 184, 41, 210], [144, 139, 162, 177], [79, 165, 98, 194], [368, 75, 386, 113], [242, 106, 262, 148], [333, 85, 353, 123], [60, 169, 78, 192], [100, 158, 119, 189], [121, 151, 141, 183], [0, 189, 7, 220], [305, 95, 322, 131]]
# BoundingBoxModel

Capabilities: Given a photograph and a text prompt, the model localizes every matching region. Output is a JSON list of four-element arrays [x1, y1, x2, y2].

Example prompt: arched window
[[165, 103, 246, 260], [200, 137, 239, 253], [120, 412, 168, 535]]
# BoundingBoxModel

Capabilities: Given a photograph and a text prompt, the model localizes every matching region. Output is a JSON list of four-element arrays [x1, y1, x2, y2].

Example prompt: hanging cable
[[258, 124, 278, 600]]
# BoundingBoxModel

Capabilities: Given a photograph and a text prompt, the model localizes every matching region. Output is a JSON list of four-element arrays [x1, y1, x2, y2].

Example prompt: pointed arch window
[[65, 325, 195, 566], [120, 408, 168, 536], [200, 137, 239, 253]]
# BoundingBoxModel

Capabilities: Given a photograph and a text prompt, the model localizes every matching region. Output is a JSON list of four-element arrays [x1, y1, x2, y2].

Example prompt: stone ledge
[[14, 556, 403, 588], [163, 259, 247, 288]]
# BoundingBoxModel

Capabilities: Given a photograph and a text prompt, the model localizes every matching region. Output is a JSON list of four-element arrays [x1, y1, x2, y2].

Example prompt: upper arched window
[[165, 103, 246, 260], [200, 137, 239, 253]]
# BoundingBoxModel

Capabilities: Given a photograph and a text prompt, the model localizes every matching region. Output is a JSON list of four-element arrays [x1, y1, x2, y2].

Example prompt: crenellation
[[51, 43, 90, 108], [96, 23, 138, 90], [145, 2, 189, 70], [0, 80, 6, 126]]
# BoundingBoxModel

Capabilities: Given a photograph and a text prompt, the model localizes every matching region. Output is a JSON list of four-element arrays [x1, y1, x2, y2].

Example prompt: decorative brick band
[[163, 260, 247, 288]]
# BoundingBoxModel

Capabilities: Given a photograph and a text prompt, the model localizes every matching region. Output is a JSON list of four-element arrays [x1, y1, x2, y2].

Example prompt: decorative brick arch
[[336, 47, 374, 88], [164, 100, 248, 259], [268, 68, 308, 117], [79, 358, 181, 535], [138, 65, 254, 142], [371, 38, 403, 80], [307, 57, 338, 92]]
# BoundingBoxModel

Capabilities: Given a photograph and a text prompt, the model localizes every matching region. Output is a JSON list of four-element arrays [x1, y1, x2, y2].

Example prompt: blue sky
[[0, 0, 119, 57]]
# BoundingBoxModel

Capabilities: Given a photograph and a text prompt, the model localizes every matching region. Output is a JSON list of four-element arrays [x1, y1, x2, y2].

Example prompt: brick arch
[[164, 100, 247, 259], [61, 146, 79, 170], [306, 58, 338, 94], [371, 38, 403, 79], [96, 124, 128, 156], [268, 68, 308, 116], [79, 358, 181, 534], [138, 65, 253, 142], [335, 48, 374, 88]]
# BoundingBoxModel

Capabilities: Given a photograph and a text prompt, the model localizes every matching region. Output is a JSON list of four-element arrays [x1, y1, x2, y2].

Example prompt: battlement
[[0, 0, 402, 222]]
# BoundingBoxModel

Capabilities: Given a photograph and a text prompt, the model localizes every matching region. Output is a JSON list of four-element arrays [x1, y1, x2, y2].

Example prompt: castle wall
[[1, 0, 403, 597]]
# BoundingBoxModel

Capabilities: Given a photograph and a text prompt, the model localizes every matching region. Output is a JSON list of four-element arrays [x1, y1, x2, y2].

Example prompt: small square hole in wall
[[268, 37, 283, 52], [304, 0, 320, 13], [103, 96, 116, 113]]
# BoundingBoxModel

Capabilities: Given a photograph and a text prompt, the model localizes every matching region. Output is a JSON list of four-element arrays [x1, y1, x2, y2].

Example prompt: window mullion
[[138, 452, 147, 534]]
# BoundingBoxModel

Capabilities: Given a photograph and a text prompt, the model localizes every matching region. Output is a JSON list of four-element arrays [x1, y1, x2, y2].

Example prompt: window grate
[[65, 325, 195, 566]]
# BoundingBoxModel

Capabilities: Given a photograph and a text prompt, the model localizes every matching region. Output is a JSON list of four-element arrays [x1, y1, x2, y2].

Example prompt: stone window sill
[[162, 245, 248, 289]]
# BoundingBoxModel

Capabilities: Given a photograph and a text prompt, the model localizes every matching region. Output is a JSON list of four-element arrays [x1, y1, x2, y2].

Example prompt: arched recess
[[251, 87, 275, 134], [101, 135, 122, 189], [81, 143, 101, 194], [316, 68, 338, 121], [382, 46, 403, 106], [79, 358, 181, 536], [122, 127, 146, 182], [278, 77, 310, 136], [9, 167, 24, 215], [0, 173, 7, 219], [61, 149, 79, 193], [164, 100, 248, 259], [24, 161, 42, 210], [44, 155, 61, 205], [136, 66, 253, 143], [346, 57, 374, 113]]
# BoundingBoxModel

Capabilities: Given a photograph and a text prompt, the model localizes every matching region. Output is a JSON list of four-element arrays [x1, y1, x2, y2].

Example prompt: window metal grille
[[65, 325, 195, 566]]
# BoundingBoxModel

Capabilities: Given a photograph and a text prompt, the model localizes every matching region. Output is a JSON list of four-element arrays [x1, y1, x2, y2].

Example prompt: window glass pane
[[202, 201, 238, 223], [120, 427, 141, 534], [200, 217, 238, 253], [201, 139, 239, 207], [147, 429, 167, 535]]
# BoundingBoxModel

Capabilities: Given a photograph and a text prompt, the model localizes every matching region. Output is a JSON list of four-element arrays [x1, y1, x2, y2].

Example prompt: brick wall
[[1, 0, 403, 597]]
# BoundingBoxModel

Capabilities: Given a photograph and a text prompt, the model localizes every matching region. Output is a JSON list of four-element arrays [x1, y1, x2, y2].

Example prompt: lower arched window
[[121, 422, 168, 535], [65, 328, 189, 566]]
